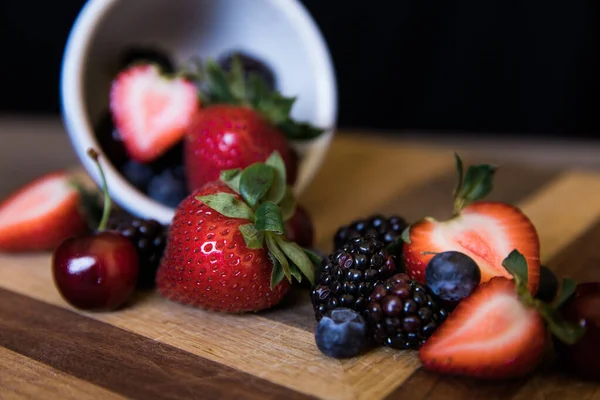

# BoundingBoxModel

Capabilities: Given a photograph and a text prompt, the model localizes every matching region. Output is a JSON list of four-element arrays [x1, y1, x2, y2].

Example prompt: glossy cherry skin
[[555, 282, 600, 381], [52, 231, 139, 311], [285, 205, 314, 248]]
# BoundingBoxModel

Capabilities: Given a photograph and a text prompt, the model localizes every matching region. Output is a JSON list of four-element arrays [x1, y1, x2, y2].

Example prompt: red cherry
[[555, 282, 600, 381], [51, 149, 139, 311], [52, 232, 138, 310], [285, 205, 314, 248]]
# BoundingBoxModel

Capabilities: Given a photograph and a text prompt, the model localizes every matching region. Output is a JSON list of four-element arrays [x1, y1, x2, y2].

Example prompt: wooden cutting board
[[1, 135, 600, 400]]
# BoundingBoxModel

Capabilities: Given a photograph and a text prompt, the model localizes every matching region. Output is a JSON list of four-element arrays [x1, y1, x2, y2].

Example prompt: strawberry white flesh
[[0, 172, 88, 252], [110, 64, 199, 162], [404, 201, 540, 294], [419, 277, 547, 379]]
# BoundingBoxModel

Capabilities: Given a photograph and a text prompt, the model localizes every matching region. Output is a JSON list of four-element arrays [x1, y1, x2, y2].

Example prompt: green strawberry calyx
[[399, 152, 498, 245], [452, 153, 497, 215], [501, 249, 585, 345], [187, 55, 325, 142], [196, 151, 319, 289]]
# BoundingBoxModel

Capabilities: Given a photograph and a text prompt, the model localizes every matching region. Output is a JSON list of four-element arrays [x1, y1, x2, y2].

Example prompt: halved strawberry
[[109, 63, 199, 163], [0, 172, 89, 252], [402, 155, 541, 294], [419, 250, 584, 380]]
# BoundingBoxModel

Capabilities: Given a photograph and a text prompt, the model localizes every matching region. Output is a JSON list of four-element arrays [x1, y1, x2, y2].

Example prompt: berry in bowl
[[60, 0, 337, 225]]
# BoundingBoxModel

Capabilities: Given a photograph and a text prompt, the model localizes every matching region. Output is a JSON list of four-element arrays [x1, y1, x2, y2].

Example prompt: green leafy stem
[[502, 249, 585, 345], [452, 153, 497, 215], [198, 56, 326, 141], [196, 151, 318, 288]]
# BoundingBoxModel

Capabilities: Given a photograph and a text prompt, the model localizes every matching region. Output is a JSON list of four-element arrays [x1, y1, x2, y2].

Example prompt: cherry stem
[[87, 148, 111, 231]]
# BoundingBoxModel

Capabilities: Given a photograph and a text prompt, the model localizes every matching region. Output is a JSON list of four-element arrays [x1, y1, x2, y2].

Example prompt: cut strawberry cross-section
[[419, 250, 585, 380], [109, 64, 200, 163], [0, 172, 89, 252], [402, 154, 541, 294]]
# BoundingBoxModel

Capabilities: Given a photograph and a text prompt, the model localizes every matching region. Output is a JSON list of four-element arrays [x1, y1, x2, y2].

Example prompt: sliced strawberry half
[[0, 172, 89, 252], [404, 201, 540, 294], [402, 155, 541, 295], [109, 63, 199, 163], [419, 276, 547, 379], [419, 250, 585, 380]]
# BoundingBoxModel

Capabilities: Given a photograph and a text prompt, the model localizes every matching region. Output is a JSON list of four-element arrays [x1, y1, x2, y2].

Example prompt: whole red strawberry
[[184, 57, 324, 192], [185, 105, 296, 190], [156, 151, 320, 313]]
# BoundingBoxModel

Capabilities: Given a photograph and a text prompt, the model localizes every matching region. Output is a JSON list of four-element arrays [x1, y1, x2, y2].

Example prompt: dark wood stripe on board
[[261, 163, 562, 332], [0, 288, 315, 400], [386, 216, 600, 400]]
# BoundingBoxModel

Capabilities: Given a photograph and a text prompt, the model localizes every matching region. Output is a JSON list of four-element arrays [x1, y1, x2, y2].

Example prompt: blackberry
[[333, 214, 408, 259], [106, 214, 167, 288], [366, 273, 447, 350], [310, 236, 397, 321]]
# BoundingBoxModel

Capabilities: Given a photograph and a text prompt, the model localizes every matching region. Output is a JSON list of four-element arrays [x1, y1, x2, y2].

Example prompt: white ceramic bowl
[[60, 0, 337, 225]]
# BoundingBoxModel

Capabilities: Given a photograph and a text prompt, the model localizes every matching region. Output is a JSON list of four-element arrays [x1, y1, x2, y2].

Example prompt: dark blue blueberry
[[120, 161, 154, 191], [314, 308, 367, 358], [218, 51, 277, 90], [425, 251, 481, 302], [147, 169, 188, 208], [535, 265, 558, 303]]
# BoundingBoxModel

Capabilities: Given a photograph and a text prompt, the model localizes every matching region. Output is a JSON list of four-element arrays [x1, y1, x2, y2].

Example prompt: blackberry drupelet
[[333, 215, 408, 259], [310, 236, 397, 321], [106, 214, 167, 288], [366, 273, 447, 350]]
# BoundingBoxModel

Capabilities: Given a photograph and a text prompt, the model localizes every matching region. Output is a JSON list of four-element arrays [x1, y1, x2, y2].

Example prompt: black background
[[1, 0, 599, 137]]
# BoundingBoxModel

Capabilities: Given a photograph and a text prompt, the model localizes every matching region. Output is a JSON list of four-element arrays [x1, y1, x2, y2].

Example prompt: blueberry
[[147, 168, 188, 208], [314, 308, 367, 358], [218, 51, 276, 90], [425, 251, 481, 302], [120, 161, 154, 191], [535, 265, 558, 303]]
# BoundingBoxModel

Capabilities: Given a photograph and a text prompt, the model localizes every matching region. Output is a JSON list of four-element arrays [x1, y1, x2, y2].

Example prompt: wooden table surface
[[1, 118, 600, 399]]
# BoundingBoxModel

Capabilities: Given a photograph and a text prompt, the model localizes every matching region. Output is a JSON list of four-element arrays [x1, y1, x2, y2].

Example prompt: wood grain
[[0, 288, 314, 400], [0, 347, 126, 400], [299, 137, 454, 248], [386, 171, 600, 400], [387, 215, 600, 400], [1, 136, 600, 400]]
